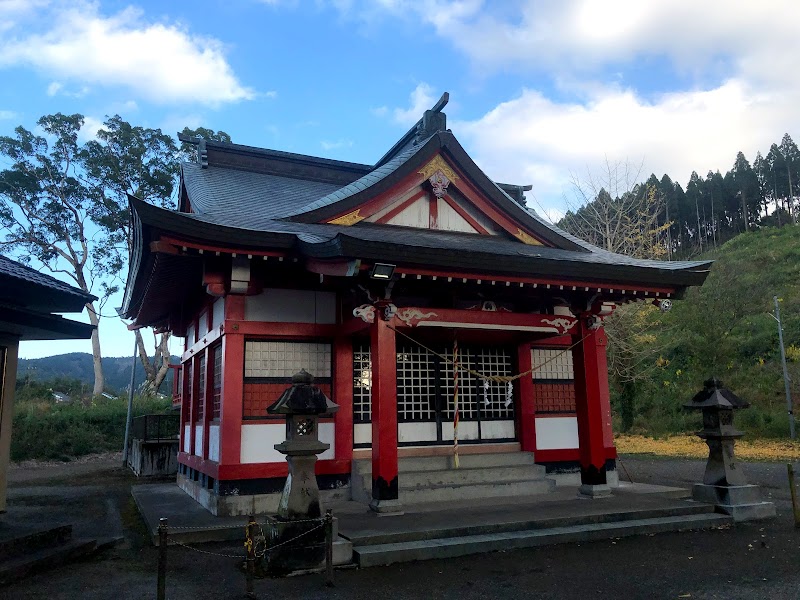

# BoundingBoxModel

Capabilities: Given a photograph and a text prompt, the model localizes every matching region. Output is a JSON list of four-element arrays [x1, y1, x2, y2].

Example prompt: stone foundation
[[128, 440, 178, 477]]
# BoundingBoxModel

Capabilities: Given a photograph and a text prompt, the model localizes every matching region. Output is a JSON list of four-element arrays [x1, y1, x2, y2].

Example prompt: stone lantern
[[684, 378, 775, 521], [264, 369, 339, 574]]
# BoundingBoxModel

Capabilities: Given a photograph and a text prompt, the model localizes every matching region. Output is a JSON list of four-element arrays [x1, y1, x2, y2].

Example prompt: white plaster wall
[[436, 198, 478, 233], [441, 421, 479, 441], [535, 417, 579, 450], [194, 425, 203, 456], [240, 423, 335, 464], [183, 425, 191, 453], [186, 324, 195, 345], [244, 289, 336, 324], [354, 423, 372, 446], [447, 189, 499, 234], [212, 297, 225, 328], [387, 198, 428, 228], [398, 422, 437, 443], [366, 188, 422, 222], [208, 425, 220, 462], [197, 312, 209, 338], [479, 420, 516, 440]]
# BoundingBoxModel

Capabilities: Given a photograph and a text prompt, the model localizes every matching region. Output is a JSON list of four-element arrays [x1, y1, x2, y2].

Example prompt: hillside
[[17, 353, 178, 396], [619, 225, 800, 437]]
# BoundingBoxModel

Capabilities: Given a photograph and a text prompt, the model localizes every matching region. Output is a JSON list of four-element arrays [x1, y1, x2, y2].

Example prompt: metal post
[[325, 510, 334, 587], [245, 515, 256, 598], [774, 296, 796, 439], [157, 518, 167, 600], [789, 464, 800, 528], [122, 337, 138, 468]]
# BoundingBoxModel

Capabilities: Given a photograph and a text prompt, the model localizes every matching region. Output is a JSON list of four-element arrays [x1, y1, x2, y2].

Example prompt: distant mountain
[[17, 353, 179, 395]]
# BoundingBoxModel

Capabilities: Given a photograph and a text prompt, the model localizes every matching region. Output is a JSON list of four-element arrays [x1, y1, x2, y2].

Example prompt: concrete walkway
[[132, 478, 730, 568]]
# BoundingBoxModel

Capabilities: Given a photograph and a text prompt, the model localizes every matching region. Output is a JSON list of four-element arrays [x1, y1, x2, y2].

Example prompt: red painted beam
[[533, 447, 617, 463], [441, 194, 490, 234], [157, 235, 287, 258], [390, 306, 578, 335], [177, 454, 352, 480], [226, 321, 338, 338], [374, 190, 428, 224], [370, 318, 399, 503]]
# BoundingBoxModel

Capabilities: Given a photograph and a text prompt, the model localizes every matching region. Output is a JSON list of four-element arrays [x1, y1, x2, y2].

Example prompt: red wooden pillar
[[179, 362, 190, 455], [333, 336, 354, 464], [572, 316, 611, 494], [369, 317, 401, 512], [219, 295, 245, 468], [516, 342, 537, 452]]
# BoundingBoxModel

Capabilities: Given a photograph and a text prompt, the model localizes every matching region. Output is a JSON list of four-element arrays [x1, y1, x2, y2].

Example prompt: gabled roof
[[0, 254, 96, 340], [124, 96, 713, 327]]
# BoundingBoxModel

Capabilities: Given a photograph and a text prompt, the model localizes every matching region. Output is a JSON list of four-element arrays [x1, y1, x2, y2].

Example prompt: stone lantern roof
[[267, 369, 338, 415], [684, 378, 750, 410]]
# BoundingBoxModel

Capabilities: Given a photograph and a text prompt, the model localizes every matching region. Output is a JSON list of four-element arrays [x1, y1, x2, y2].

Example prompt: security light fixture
[[370, 263, 396, 280]]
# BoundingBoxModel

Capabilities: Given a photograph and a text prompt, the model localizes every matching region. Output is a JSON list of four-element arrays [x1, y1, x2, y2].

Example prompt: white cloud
[[77, 115, 103, 142], [320, 139, 353, 151], [0, 109, 17, 120], [376, 82, 437, 126], [0, 1, 254, 106], [456, 79, 796, 210], [349, 1, 800, 211]]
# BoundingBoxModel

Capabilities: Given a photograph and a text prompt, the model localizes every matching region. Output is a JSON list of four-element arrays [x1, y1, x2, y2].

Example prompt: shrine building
[[122, 94, 711, 515]]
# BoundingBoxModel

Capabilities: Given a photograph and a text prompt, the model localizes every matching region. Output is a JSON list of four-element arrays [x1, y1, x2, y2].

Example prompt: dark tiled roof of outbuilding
[[0, 254, 95, 313]]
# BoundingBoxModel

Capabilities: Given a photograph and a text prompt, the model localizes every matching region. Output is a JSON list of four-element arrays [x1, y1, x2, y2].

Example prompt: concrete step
[[352, 452, 537, 476], [399, 478, 556, 504], [0, 525, 72, 561], [353, 513, 733, 567], [0, 538, 98, 585], [400, 464, 547, 489], [345, 501, 717, 546]]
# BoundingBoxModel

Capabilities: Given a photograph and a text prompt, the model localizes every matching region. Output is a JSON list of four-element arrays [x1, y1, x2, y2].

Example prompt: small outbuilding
[[0, 254, 95, 512]]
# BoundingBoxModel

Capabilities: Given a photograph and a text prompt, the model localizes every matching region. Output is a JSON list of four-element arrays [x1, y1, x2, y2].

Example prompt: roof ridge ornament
[[414, 92, 449, 144]]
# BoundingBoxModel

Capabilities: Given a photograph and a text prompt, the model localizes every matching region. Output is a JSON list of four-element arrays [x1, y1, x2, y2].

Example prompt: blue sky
[[3, 0, 799, 360]]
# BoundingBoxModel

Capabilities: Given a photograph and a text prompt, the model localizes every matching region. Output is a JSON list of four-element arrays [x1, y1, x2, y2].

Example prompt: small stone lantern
[[684, 378, 775, 521], [264, 369, 339, 575]]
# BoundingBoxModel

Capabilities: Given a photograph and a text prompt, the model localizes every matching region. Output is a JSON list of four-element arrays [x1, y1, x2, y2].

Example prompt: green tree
[[82, 115, 181, 394], [0, 114, 107, 395]]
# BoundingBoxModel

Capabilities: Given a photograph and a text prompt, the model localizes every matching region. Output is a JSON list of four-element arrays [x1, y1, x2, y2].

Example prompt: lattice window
[[396, 344, 436, 422], [245, 340, 332, 378], [211, 344, 222, 420], [183, 360, 193, 423], [353, 343, 372, 423], [531, 348, 574, 380], [474, 347, 515, 420], [441, 348, 479, 420], [242, 340, 332, 419], [531, 347, 576, 413], [196, 354, 205, 422]]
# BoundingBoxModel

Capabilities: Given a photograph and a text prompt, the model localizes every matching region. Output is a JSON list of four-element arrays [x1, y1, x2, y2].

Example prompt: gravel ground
[[3, 454, 800, 600]]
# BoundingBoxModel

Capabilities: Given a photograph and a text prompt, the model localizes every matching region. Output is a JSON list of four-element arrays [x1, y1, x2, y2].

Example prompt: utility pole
[[122, 337, 137, 468], [773, 296, 796, 439]]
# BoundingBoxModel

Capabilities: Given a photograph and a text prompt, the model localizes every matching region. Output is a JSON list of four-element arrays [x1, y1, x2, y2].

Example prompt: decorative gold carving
[[514, 228, 542, 246], [328, 209, 363, 226], [541, 317, 578, 335], [418, 155, 458, 182], [395, 308, 438, 327]]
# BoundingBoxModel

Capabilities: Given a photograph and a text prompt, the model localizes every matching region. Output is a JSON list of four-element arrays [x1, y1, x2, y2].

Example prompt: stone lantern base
[[692, 483, 776, 522]]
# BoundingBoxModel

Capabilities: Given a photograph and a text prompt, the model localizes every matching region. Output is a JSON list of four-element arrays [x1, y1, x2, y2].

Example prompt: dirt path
[[8, 451, 123, 485], [3, 455, 800, 599]]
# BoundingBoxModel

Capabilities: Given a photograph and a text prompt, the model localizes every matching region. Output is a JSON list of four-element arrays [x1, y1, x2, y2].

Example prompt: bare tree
[[561, 159, 670, 430]]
